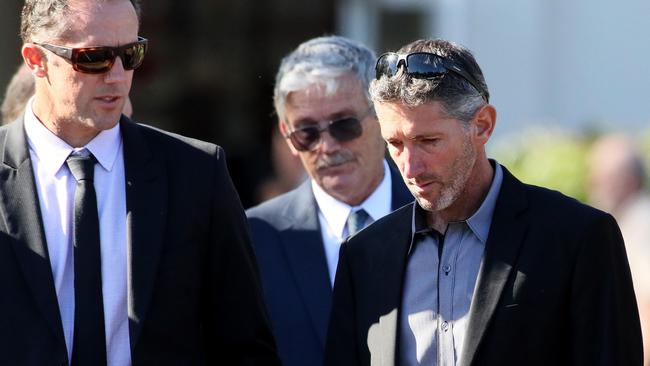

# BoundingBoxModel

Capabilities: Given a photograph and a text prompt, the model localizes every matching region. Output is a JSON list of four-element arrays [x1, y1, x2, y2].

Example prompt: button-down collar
[[409, 161, 504, 253]]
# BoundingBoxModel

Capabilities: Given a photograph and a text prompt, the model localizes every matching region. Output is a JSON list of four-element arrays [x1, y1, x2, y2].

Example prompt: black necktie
[[67, 152, 107, 366]]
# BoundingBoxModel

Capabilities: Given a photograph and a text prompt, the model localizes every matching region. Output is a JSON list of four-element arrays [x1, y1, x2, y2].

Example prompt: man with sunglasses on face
[[324, 39, 643, 366], [0, 0, 280, 365], [246, 36, 413, 366]]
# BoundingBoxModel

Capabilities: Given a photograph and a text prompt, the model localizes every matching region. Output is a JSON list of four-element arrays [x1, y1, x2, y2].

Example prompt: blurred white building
[[337, 0, 650, 139]]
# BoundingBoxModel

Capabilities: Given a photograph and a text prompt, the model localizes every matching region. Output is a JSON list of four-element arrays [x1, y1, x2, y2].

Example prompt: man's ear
[[471, 104, 497, 145], [21, 44, 48, 78], [278, 120, 300, 156]]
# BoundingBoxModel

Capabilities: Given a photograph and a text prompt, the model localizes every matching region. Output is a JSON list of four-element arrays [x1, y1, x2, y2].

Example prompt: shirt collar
[[410, 160, 504, 244], [466, 160, 503, 243], [312, 160, 392, 237], [24, 96, 122, 176]]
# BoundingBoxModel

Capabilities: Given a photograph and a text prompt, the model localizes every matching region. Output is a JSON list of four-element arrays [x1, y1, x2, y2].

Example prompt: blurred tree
[[491, 128, 591, 202]]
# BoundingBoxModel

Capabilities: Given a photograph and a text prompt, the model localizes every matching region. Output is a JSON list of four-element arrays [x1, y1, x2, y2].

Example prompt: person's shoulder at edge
[[124, 117, 222, 159], [247, 179, 308, 215], [518, 175, 614, 228]]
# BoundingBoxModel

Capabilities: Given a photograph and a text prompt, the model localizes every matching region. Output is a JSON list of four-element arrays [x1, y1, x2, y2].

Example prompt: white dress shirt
[[24, 98, 131, 366], [312, 160, 393, 286]]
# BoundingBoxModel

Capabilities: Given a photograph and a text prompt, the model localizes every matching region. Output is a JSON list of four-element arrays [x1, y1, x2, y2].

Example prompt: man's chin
[[415, 196, 436, 212], [85, 114, 121, 129], [414, 193, 451, 213]]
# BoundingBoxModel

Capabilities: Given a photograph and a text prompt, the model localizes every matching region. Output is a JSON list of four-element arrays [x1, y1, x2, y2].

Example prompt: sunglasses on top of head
[[35, 36, 148, 74], [375, 52, 489, 102], [284, 108, 374, 152]]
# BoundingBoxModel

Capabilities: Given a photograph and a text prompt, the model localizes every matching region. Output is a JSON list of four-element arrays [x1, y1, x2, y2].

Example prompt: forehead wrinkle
[[55, 0, 138, 46]]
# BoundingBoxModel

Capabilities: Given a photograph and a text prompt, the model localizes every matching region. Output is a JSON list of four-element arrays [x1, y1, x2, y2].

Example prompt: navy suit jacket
[[246, 166, 412, 366]]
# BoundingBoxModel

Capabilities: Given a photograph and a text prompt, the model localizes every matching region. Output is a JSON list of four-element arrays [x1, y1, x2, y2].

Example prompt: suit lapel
[[366, 203, 414, 366], [0, 119, 66, 345], [120, 119, 167, 352], [279, 181, 332, 346], [460, 167, 529, 366], [281, 166, 412, 348]]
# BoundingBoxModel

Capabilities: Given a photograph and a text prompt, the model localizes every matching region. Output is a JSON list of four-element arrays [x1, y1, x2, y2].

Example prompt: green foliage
[[490, 128, 591, 202]]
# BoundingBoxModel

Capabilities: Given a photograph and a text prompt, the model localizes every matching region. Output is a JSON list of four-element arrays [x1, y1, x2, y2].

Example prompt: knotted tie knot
[[346, 209, 370, 236], [66, 152, 96, 182]]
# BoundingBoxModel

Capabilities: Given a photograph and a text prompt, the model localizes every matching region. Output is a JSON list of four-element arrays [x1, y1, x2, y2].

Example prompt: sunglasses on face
[[285, 109, 373, 152], [35, 37, 148, 74], [375, 52, 489, 102]]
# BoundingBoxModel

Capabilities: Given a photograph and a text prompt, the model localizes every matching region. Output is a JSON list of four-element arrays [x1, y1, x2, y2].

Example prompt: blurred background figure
[[255, 127, 306, 202], [1, 63, 134, 125], [1, 64, 33, 124], [587, 134, 650, 365]]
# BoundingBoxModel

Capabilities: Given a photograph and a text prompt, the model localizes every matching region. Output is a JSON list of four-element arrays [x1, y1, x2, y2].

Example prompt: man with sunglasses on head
[[0, 0, 280, 365], [246, 36, 412, 366], [324, 38, 643, 366]]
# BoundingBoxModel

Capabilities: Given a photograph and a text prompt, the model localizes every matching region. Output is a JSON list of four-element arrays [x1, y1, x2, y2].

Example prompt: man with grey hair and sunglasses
[[246, 36, 412, 366], [0, 0, 279, 365], [325, 38, 642, 366]]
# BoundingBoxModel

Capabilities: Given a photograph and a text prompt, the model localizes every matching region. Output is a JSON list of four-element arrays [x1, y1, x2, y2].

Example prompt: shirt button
[[442, 321, 449, 331], [443, 264, 451, 274]]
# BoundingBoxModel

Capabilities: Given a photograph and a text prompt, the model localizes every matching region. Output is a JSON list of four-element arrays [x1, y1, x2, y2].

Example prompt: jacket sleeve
[[569, 212, 643, 365], [204, 146, 281, 365]]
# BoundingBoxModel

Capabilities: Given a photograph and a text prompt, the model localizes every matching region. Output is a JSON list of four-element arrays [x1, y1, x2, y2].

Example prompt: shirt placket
[[437, 224, 460, 366]]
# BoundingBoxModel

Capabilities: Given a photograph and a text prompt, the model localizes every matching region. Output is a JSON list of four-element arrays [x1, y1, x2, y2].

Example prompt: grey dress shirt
[[399, 163, 503, 366]]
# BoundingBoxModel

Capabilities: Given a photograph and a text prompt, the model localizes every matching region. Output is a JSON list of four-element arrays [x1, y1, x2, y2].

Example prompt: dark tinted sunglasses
[[375, 52, 489, 102], [35, 37, 148, 74], [285, 109, 373, 152]]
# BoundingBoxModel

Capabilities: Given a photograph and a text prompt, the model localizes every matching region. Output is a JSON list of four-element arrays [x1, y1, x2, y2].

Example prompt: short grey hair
[[370, 39, 488, 124], [273, 35, 376, 122], [21, 0, 141, 43]]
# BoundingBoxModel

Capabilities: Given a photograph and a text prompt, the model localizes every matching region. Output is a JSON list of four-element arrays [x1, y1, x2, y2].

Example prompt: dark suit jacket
[[325, 165, 643, 366], [246, 167, 412, 366], [0, 117, 280, 365]]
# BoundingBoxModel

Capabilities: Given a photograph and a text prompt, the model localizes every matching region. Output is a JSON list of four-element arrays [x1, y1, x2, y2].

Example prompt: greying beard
[[417, 134, 476, 212]]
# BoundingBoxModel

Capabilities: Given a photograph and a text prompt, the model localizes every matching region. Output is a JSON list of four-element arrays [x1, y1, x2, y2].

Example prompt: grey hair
[[370, 39, 488, 124], [21, 0, 141, 43], [273, 35, 377, 122]]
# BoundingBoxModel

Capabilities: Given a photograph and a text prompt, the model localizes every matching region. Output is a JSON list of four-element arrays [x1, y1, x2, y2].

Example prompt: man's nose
[[401, 146, 424, 180], [104, 57, 128, 83], [317, 129, 342, 153]]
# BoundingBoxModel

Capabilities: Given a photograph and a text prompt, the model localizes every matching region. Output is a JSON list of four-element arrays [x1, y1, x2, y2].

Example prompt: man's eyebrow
[[294, 109, 359, 126], [293, 118, 319, 127]]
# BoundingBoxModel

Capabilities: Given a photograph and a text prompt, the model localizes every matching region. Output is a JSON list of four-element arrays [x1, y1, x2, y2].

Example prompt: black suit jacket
[[0, 117, 280, 365], [325, 165, 643, 366], [246, 167, 412, 366]]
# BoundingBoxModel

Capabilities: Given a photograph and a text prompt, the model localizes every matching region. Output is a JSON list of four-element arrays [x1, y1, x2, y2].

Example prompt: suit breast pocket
[[501, 270, 546, 309]]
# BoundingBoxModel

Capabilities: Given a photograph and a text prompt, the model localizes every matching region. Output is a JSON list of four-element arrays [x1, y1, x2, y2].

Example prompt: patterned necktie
[[67, 151, 107, 366], [346, 209, 370, 236]]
